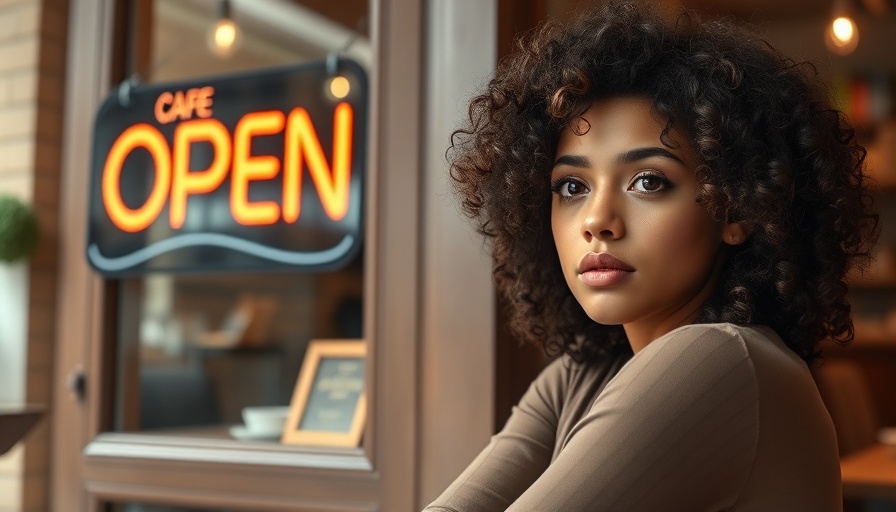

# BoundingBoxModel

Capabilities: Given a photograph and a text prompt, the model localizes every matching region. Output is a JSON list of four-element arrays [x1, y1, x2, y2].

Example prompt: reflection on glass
[[148, 0, 370, 82], [112, 0, 369, 442], [117, 257, 364, 435]]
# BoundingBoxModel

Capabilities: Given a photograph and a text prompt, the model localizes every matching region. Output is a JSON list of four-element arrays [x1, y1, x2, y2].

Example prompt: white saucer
[[229, 424, 281, 441]]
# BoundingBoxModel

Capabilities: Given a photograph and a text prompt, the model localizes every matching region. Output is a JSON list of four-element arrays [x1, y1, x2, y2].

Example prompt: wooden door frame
[[52, 0, 427, 509], [51, 0, 118, 508]]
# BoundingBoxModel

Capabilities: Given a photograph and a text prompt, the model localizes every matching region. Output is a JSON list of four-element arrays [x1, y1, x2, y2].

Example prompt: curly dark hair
[[449, 1, 878, 364]]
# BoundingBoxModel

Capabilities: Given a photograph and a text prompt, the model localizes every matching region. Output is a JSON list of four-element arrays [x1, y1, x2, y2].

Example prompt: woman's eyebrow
[[552, 154, 590, 169], [616, 147, 684, 165]]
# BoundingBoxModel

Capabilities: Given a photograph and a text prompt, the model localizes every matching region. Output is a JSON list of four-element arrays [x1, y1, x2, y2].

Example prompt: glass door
[[110, 0, 370, 443], [53, 0, 432, 510]]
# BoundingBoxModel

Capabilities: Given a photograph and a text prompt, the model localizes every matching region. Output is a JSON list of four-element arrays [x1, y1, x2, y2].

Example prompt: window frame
[[53, 0, 424, 509]]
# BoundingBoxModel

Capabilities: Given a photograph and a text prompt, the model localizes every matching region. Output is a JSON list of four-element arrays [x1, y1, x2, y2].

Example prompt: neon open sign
[[87, 60, 366, 276]]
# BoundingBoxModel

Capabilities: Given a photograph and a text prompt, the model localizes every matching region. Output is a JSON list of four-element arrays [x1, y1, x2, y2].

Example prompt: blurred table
[[0, 405, 44, 455], [841, 443, 896, 500]]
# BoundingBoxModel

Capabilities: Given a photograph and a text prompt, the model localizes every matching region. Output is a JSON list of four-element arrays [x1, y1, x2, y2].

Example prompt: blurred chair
[[813, 360, 880, 458], [196, 295, 278, 348]]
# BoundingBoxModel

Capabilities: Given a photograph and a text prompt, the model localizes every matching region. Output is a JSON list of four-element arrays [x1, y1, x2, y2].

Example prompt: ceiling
[[679, 0, 890, 21], [547, 0, 896, 27]]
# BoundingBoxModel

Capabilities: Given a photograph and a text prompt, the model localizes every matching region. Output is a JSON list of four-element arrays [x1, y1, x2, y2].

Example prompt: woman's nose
[[581, 190, 625, 241]]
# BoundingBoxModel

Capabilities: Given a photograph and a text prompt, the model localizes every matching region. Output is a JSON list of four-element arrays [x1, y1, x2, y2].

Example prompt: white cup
[[241, 406, 289, 435]]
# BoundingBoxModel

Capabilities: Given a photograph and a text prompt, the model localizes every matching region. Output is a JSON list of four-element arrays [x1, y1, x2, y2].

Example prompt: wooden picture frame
[[282, 339, 367, 447]]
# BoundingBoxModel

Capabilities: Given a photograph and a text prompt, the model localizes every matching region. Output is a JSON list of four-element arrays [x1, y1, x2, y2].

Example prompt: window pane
[[111, 0, 369, 443]]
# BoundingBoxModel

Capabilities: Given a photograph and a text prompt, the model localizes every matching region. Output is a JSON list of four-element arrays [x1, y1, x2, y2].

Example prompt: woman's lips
[[578, 252, 634, 287]]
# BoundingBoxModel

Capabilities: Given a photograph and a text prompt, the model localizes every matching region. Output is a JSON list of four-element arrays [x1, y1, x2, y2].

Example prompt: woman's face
[[550, 97, 730, 350]]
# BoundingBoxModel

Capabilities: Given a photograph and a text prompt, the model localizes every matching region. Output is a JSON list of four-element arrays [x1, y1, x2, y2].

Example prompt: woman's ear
[[723, 222, 751, 246]]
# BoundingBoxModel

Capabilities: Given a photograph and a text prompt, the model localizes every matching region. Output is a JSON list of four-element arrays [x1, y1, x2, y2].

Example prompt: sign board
[[282, 339, 366, 447], [87, 59, 367, 276]]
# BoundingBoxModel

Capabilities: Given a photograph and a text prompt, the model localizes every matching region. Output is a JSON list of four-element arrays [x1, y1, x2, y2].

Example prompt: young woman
[[424, 2, 877, 511]]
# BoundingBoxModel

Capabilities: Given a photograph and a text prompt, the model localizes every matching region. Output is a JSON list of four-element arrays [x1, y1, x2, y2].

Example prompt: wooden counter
[[841, 443, 896, 500], [0, 405, 44, 455]]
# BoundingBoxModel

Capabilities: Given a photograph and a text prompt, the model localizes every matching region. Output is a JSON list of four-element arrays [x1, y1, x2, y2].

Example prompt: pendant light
[[826, 0, 859, 55], [209, 0, 241, 58]]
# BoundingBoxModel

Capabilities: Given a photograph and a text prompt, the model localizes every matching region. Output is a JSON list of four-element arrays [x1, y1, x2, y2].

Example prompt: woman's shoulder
[[648, 322, 796, 367], [619, 323, 812, 409], [538, 323, 801, 422], [656, 321, 774, 344], [547, 323, 783, 398], [605, 323, 757, 395]]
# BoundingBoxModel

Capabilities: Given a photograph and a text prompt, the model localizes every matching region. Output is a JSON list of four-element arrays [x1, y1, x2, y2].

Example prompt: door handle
[[65, 366, 86, 402]]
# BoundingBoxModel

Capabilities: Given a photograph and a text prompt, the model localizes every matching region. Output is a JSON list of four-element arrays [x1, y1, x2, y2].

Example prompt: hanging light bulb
[[208, 0, 240, 58], [825, 0, 859, 55], [329, 76, 351, 99]]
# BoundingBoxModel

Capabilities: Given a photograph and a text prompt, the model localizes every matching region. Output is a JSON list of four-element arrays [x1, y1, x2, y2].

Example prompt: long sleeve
[[425, 323, 840, 512], [422, 358, 567, 512], [505, 324, 759, 511], [423, 352, 627, 512]]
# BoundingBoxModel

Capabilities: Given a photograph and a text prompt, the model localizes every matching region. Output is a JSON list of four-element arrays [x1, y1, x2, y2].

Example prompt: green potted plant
[[0, 195, 39, 263]]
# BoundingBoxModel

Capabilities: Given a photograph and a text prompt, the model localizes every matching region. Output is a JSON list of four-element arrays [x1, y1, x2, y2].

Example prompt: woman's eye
[[629, 173, 671, 193], [551, 178, 588, 198]]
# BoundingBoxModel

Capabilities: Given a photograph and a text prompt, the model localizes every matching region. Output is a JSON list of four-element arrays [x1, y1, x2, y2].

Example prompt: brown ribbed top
[[424, 323, 841, 512]]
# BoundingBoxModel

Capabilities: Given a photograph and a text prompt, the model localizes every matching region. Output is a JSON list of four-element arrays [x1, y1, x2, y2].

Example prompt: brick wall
[[0, 0, 67, 511]]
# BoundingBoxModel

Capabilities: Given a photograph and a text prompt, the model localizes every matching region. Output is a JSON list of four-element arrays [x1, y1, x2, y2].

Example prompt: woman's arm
[[422, 358, 569, 512], [506, 324, 760, 512]]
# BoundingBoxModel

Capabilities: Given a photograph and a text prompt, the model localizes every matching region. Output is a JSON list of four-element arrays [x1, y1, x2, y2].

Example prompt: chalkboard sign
[[282, 340, 366, 446]]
